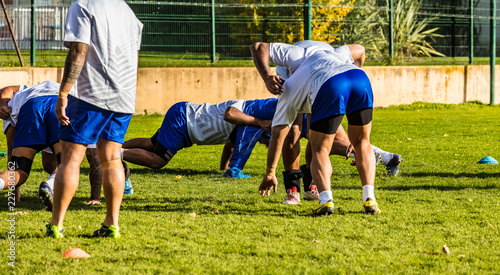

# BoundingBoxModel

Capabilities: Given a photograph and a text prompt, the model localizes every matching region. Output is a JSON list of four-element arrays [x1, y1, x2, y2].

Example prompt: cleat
[[38, 181, 53, 212], [124, 178, 133, 195], [93, 223, 120, 238], [282, 187, 300, 205], [385, 153, 402, 176], [45, 224, 64, 239], [312, 199, 334, 216], [375, 153, 382, 167], [303, 184, 320, 201], [364, 198, 381, 215]]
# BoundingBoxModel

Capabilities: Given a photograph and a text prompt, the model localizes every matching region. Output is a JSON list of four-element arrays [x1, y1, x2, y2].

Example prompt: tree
[[339, 0, 444, 62]]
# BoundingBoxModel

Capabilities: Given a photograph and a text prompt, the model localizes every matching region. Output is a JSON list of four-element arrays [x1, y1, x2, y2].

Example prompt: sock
[[46, 173, 56, 189], [300, 165, 312, 191], [0, 177, 5, 191], [319, 190, 333, 204], [372, 145, 392, 165], [362, 185, 375, 203], [282, 170, 302, 193]]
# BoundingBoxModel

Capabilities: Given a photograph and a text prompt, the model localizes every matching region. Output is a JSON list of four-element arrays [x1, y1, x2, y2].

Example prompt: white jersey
[[270, 44, 360, 127], [2, 81, 60, 133], [64, 0, 143, 114], [273, 41, 354, 80], [185, 100, 245, 145]]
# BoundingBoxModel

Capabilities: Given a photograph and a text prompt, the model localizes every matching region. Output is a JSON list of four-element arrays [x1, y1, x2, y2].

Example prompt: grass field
[[1, 102, 500, 274]]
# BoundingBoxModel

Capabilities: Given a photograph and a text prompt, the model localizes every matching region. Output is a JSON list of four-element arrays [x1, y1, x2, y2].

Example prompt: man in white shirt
[[273, 44, 402, 206], [251, 41, 381, 215], [47, 0, 143, 239]]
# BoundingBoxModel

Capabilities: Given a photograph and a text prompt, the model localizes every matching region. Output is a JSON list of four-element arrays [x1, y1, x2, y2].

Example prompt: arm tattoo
[[62, 43, 89, 85]]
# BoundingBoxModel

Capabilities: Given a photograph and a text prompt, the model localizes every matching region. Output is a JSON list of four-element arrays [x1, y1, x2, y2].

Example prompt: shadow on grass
[[129, 167, 219, 177], [403, 171, 500, 179], [0, 192, 105, 212]]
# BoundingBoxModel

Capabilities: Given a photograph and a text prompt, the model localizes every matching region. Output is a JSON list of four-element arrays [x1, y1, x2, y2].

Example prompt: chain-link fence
[[1, 0, 499, 67]]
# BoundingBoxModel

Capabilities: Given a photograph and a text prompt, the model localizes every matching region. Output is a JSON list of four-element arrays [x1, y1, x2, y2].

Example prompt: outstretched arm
[[250, 42, 283, 95], [220, 141, 234, 170], [259, 125, 290, 197], [224, 106, 271, 131]]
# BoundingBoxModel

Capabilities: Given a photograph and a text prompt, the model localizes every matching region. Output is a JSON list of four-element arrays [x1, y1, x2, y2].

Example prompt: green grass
[[1, 102, 500, 273], [2, 50, 500, 67]]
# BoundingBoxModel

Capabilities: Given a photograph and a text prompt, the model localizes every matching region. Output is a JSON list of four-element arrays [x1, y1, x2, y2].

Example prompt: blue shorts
[[310, 69, 373, 125], [13, 96, 59, 150], [156, 102, 192, 156], [59, 96, 132, 144]]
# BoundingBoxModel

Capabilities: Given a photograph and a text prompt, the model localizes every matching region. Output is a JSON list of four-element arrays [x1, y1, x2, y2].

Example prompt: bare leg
[[308, 130, 336, 193], [282, 123, 302, 171], [0, 147, 37, 190], [122, 148, 167, 169], [96, 139, 124, 227], [86, 147, 102, 205], [347, 123, 375, 187], [123, 137, 154, 151], [50, 141, 87, 226], [41, 151, 58, 175]]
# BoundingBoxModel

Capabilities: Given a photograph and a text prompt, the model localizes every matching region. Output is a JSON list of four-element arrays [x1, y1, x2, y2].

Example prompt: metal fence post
[[469, 0, 474, 64], [304, 0, 311, 40], [490, 0, 496, 105], [389, 0, 394, 62], [210, 0, 216, 63], [31, 0, 36, 66]]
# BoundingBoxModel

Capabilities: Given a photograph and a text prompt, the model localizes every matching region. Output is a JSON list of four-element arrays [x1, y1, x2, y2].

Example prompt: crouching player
[[252, 41, 381, 215], [122, 98, 275, 170], [0, 81, 61, 208]]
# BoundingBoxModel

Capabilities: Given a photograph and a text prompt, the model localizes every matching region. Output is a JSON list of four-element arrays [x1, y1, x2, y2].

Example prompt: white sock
[[372, 145, 392, 165], [121, 148, 124, 160], [319, 190, 333, 204], [0, 177, 5, 191], [45, 173, 56, 189], [362, 185, 375, 203]]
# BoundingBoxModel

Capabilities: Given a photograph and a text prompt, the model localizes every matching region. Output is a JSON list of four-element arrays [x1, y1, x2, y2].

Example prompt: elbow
[[250, 42, 267, 56], [250, 42, 261, 52], [223, 107, 235, 122]]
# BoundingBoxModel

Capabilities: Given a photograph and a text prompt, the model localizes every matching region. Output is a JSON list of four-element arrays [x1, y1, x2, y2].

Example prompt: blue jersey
[[242, 98, 277, 120]]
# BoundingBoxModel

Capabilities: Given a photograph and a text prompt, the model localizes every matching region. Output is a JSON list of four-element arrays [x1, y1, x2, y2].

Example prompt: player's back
[[185, 100, 244, 145], [9, 81, 60, 121]]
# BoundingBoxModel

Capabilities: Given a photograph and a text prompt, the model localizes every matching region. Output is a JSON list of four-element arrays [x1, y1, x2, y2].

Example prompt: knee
[[149, 160, 166, 170]]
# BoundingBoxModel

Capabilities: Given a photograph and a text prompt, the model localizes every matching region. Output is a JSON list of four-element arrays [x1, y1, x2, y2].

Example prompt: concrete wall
[[1, 65, 499, 113]]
